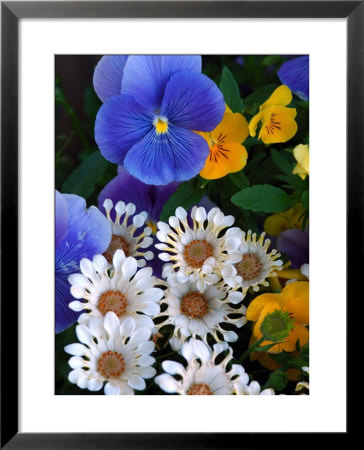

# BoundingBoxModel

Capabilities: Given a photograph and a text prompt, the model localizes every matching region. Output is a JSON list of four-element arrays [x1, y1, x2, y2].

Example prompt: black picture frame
[[1, 1, 357, 448]]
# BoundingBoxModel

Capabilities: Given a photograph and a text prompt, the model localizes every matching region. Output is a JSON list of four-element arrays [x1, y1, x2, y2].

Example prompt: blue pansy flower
[[94, 55, 225, 186], [277, 55, 309, 101], [93, 55, 128, 103], [55, 191, 111, 333]]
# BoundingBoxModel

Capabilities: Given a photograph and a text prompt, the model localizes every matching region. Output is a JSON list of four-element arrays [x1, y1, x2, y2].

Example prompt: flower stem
[[238, 337, 265, 364]]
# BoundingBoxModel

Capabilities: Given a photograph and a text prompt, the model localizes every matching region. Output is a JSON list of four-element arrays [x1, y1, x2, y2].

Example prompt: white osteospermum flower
[[295, 366, 309, 394], [65, 313, 156, 395], [68, 249, 163, 329], [156, 206, 242, 293], [102, 199, 154, 268], [155, 339, 249, 395], [224, 229, 283, 294], [158, 279, 246, 350], [234, 380, 275, 395]]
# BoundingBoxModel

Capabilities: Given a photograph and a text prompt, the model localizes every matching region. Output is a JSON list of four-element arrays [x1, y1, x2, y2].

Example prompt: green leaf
[[270, 148, 294, 175], [301, 190, 309, 210], [269, 351, 292, 366], [244, 83, 278, 108], [159, 180, 204, 222], [287, 358, 308, 369], [219, 66, 244, 113], [231, 184, 293, 213], [62, 151, 109, 199], [265, 370, 288, 391], [228, 171, 250, 190]]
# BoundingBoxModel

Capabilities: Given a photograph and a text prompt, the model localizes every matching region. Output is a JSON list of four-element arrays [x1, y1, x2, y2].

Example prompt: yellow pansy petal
[[260, 85, 293, 110], [248, 110, 264, 137], [293, 162, 308, 180], [253, 301, 283, 338], [199, 143, 248, 180], [225, 104, 233, 113], [283, 324, 309, 352], [258, 106, 298, 144], [246, 293, 282, 322], [293, 144, 309, 175], [281, 281, 309, 324], [264, 214, 290, 236], [213, 112, 249, 144]]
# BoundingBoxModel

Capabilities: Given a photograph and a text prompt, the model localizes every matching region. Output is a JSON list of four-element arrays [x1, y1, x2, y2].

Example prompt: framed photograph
[[1, 0, 357, 447]]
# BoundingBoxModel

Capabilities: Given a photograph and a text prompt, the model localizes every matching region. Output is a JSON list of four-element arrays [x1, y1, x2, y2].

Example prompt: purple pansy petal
[[55, 273, 82, 334], [161, 71, 225, 131], [55, 193, 111, 333], [124, 124, 209, 185], [55, 190, 68, 248], [95, 94, 153, 165], [93, 55, 128, 103], [121, 55, 202, 111], [63, 194, 111, 260], [277, 228, 309, 269], [98, 172, 153, 221], [149, 182, 179, 222], [278, 55, 309, 101]]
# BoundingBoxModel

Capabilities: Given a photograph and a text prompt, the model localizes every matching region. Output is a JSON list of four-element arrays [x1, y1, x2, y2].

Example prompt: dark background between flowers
[[55, 55, 309, 395]]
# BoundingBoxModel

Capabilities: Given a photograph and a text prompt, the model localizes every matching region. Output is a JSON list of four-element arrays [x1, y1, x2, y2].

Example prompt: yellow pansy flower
[[264, 203, 304, 236], [246, 281, 309, 354], [199, 106, 249, 180], [292, 144, 309, 179], [249, 85, 298, 144]]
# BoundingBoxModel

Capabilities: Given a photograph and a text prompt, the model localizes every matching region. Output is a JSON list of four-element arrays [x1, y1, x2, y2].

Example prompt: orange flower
[[246, 281, 309, 353], [199, 106, 249, 180]]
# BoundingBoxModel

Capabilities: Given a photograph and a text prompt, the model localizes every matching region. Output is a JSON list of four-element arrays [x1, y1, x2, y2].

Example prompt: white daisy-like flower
[[102, 199, 154, 267], [68, 249, 163, 329], [295, 366, 309, 394], [155, 206, 242, 293], [157, 279, 246, 350], [65, 313, 156, 394], [155, 339, 249, 395], [234, 379, 275, 395], [300, 263, 309, 279], [223, 229, 283, 294]]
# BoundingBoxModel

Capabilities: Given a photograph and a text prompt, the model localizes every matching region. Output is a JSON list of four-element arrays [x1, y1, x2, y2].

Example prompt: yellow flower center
[[98, 290, 128, 317], [154, 116, 168, 134], [236, 253, 263, 281], [147, 220, 158, 234], [97, 350, 125, 379], [103, 234, 130, 263], [187, 383, 213, 395], [184, 239, 213, 268], [180, 291, 209, 319]]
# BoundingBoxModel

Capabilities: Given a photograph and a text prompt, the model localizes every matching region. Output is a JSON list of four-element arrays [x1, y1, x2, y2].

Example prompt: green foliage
[[219, 66, 244, 113], [228, 170, 250, 190], [270, 148, 294, 174], [160, 179, 204, 222], [264, 370, 289, 391], [62, 151, 109, 199], [243, 83, 278, 115], [231, 184, 293, 213]]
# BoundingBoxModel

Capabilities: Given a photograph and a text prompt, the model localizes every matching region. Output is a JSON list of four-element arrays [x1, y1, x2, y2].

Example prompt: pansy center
[[236, 253, 263, 281], [180, 291, 209, 319], [153, 116, 168, 134], [97, 350, 125, 379], [98, 290, 128, 317], [103, 234, 130, 263], [187, 383, 213, 395], [184, 239, 213, 268], [147, 220, 158, 235]]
